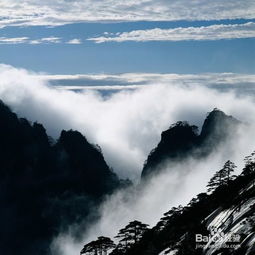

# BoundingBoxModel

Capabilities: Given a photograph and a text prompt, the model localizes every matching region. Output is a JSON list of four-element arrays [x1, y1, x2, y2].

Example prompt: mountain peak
[[142, 121, 199, 178], [142, 109, 241, 178], [200, 108, 240, 141], [58, 129, 89, 148]]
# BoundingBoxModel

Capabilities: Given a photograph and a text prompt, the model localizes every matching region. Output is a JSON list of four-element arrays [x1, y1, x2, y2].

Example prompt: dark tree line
[[80, 220, 149, 255], [80, 236, 115, 255]]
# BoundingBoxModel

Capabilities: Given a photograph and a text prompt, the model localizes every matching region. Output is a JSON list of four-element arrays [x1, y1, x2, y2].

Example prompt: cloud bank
[[1, 64, 255, 180], [40, 72, 255, 91], [0, 0, 254, 28], [88, 22, 255, 43]]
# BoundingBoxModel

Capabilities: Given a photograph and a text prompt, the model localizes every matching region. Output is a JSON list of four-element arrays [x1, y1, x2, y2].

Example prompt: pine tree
[[223, 160, 237, 184], [207, 160, 236, 193], [187, 193, 208, 207], [156, 205, 183, 230], [207, 171, 224, 193], [242, 151, 255, 176], [80, 236, 115, 255], [114, 220, 149, 252]]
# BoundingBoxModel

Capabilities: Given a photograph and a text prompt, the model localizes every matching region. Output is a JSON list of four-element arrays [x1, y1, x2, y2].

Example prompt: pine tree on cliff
[[156, 205, 183, 230], [80, 236, 115, 255], [207, 160, 236, 193], [114, 220, 149, 251], [242, 151, 255, 176], [223, 160, 237, 184]]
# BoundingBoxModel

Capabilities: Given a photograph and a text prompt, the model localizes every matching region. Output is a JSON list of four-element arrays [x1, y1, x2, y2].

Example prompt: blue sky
[[0, 1, 254, 75]]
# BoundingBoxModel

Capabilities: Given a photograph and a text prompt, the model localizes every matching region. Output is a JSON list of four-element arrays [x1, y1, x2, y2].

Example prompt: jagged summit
[[142, 109, 240, 178]]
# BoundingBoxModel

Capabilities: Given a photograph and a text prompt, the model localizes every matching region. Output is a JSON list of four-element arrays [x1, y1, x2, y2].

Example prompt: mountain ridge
[[0, 100, 123, 255]]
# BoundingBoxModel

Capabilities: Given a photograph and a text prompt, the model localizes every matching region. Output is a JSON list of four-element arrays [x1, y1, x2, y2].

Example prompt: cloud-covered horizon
[[1, 64, 255, 180], [88, 22, 255, 43], [0, 0, 254, 28], [41, 72, 255, 96], [40, 72, 255, 90]]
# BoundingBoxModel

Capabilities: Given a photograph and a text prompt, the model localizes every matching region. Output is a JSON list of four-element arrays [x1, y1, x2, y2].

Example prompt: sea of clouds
[[1, 64, 255, 254]]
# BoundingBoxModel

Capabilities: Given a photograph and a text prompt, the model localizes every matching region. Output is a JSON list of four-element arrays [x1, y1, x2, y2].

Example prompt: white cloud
[[88, 22, 255, 43], [30, 36, 61, 44], [0, 36, 83, 45], [41, 37, 61, 43], [0, 0, 254, 27], [67, 38, 82, 44], [0, 37, 29, 44], [0, 36, 62, 44]]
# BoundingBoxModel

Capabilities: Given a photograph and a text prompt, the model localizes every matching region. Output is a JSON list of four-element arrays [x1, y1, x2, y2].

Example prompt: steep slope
[[142, 109, 240, 178], [122, 159, 255, 255], [0, 100, 121, 255]]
